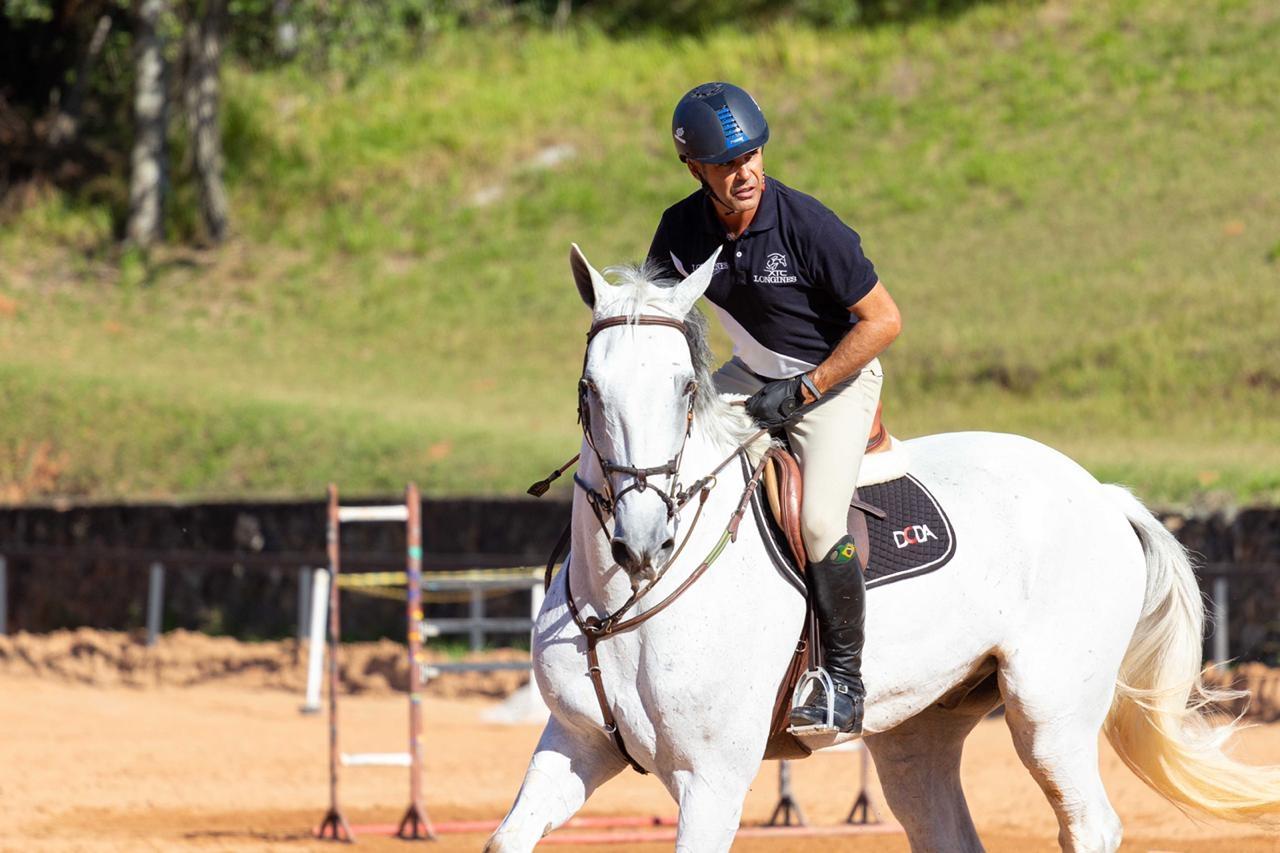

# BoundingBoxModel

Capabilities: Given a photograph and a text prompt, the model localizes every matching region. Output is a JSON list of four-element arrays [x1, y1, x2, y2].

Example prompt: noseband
[[574, 314, 699, 533]]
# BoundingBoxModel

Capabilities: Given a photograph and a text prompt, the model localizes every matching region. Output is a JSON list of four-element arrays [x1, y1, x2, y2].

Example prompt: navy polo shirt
[[647, 177, 878, 379]]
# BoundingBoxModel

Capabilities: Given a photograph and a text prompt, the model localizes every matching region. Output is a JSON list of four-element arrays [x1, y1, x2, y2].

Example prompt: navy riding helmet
[[672, 82, 769, 164]]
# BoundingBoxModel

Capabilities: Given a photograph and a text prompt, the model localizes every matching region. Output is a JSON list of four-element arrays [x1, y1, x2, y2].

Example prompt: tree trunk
[[49, 13, 114, 148], [126, 0, 169, 249], [554, 0, 572, 31], [273, 0, 297, 58], [184, 0, 229, 244]]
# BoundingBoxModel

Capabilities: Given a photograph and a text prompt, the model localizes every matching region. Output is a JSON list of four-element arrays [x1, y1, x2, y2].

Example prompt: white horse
[[487, 247, 1280, 852]]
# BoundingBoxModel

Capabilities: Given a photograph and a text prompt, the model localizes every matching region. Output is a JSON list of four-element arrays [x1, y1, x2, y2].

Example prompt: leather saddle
[[761, 401, 890, 571]]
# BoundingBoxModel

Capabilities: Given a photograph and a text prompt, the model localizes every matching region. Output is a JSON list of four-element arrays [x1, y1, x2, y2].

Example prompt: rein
[[528, 312, 768, 773]]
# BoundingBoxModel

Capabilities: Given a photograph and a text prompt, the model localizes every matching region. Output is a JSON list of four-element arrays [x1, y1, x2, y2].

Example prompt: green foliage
[[3, 0, 56, 22], [580, 0, 1007, 33], [226, 0, 466, 75], [2, 0, 1278, 505]]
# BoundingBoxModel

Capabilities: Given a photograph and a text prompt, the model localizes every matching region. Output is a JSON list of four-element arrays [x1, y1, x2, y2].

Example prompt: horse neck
[[570, 420, 748, 614]]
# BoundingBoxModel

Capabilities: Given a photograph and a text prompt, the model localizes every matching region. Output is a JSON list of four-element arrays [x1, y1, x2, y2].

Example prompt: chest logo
[[670, 252, 727, 278], [754, 252, 799, 285]]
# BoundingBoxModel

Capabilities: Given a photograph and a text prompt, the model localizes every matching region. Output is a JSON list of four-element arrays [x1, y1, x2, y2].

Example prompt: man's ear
[[570, 243, 608, 309], [685, 159, 703, 182]]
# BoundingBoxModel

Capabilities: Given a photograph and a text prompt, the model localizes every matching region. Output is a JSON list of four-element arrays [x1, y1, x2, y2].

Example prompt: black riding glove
[[745, 376, 806, 429]]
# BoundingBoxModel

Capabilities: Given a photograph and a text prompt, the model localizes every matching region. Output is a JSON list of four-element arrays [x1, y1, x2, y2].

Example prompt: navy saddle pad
[[856, 474, 957, 589], [753, 471, 957, 590]]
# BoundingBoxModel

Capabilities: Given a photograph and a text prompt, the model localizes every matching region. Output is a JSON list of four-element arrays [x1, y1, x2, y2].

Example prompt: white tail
[[1102, 484, 1280, 822]]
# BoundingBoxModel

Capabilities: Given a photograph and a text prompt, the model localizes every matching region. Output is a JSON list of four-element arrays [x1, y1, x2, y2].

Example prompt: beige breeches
[[713, 356, 884, 561]]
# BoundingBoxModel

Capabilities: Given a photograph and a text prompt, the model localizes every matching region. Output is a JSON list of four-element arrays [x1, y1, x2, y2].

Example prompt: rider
[[646, 82, 902, 735]]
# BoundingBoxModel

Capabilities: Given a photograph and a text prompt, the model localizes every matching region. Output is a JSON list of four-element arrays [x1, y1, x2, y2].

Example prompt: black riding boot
[[789, 535, 866, 734]]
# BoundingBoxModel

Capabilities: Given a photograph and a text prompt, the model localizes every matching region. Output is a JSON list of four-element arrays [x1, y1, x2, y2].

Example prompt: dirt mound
[[4, 629, 1280, 717], [0, 628, 529, 698]]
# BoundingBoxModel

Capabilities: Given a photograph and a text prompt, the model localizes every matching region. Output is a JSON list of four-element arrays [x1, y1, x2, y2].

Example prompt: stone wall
[[0, 495, 572, 641], [1, 498, 1277, 662]]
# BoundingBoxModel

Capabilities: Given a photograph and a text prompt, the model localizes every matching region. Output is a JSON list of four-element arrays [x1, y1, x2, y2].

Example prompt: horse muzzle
[[609, 505, 676, 580]]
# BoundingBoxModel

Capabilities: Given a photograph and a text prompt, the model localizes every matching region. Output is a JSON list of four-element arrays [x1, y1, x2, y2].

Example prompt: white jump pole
[[302, 568, 329, 714], [530, 581, 545, 637], [1212, 575, 1230, 669], [297, 566, 313, 642], [146, 561, 165, 646], [0, 555, 7, 636], [342, 751, 411, 768]]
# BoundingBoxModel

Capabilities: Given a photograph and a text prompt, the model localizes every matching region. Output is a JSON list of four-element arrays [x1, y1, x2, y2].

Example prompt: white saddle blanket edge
[[857, 434, 910, 488]]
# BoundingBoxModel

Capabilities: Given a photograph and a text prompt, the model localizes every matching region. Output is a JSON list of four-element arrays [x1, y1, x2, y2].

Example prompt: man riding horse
[[646, 82, 902, 735]]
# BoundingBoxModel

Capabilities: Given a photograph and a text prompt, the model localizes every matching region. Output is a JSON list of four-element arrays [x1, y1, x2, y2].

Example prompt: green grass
[[2, 0, 1278, 505]]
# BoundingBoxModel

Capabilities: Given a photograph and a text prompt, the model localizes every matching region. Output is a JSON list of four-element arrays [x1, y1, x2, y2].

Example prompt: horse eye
[[684, 379, 698, 396]]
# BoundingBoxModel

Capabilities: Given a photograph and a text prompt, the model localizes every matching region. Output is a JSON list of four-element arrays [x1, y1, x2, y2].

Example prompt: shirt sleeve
[[809, 216, 878, 307], [646, 213, 678, 279]]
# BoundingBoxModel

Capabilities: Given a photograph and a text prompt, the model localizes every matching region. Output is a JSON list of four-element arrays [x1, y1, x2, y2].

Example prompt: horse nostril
[[660, 537, 675, 554], [611, 539, 635, 569]]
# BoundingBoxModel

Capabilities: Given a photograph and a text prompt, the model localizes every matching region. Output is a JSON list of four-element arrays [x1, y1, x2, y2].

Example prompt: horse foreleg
[[484, 715, 626, 853], [666, 767, 753, 853], [864, 697, 998, 853]]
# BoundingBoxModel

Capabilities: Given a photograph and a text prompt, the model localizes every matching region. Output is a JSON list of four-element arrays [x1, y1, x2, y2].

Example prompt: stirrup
[[787, 666, 840, 736]]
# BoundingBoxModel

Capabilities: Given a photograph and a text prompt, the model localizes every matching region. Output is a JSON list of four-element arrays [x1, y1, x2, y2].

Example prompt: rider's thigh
[[787, 360, 883, 558]]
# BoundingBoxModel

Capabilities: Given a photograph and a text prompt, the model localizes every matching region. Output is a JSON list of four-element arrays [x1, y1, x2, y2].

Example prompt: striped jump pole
[[396, 482, 435, 840], [316, 484, 353, 842]]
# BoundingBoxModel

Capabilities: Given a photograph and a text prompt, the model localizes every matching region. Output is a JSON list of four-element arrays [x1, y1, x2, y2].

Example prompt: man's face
[[688, 148, 765, 215]]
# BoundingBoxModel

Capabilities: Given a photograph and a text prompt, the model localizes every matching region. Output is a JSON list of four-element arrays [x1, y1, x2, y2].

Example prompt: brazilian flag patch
[[827, 541, 858, 565]]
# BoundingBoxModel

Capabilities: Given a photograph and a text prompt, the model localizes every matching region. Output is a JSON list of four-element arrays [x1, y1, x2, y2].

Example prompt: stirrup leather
[[787, 666, 843, 736]]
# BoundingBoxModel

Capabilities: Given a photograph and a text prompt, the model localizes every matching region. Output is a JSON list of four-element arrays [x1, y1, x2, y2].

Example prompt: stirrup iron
[[787, 666, 840, 736]]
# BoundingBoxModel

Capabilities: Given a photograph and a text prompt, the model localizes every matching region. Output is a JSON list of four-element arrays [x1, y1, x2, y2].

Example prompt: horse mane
[[600, 261, 768, 458]]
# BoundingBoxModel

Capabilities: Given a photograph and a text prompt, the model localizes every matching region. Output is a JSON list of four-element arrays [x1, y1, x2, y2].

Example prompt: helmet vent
[[715, 106, 748, 147]]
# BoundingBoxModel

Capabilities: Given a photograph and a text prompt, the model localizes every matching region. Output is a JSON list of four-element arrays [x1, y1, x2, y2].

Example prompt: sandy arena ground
[[3, 670, 1280, 853]]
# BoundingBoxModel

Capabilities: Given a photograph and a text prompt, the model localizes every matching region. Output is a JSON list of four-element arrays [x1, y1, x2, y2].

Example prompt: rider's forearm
[[807, 315, 900, 400]]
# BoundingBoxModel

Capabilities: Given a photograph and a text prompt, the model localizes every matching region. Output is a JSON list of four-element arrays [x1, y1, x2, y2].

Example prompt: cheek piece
[[698, 171, 736, 214]]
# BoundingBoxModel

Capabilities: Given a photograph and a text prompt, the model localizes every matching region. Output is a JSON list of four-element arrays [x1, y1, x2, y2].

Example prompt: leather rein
[[538, 313, 768, 774]]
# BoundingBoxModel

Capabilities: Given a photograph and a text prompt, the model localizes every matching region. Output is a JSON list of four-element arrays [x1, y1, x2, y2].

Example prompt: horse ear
[[570, 243, 607, 310], [670, 245, 722, 316]]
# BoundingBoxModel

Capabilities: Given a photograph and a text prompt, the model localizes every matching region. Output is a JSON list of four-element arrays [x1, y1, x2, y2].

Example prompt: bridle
[[573, 314, 703, 534], [536, 311, 769, 774]]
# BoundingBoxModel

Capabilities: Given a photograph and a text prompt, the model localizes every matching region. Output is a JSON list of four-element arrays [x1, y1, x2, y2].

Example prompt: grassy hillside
[[2, 0, 1278, 504]]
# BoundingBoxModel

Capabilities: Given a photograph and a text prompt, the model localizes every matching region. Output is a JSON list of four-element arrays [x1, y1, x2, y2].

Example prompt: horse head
[[569, 243, 722, 580]]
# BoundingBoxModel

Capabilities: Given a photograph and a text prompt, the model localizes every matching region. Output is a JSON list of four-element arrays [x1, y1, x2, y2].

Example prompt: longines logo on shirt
[[754, 252, 798, 284], [671, 252, 728, 277]]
